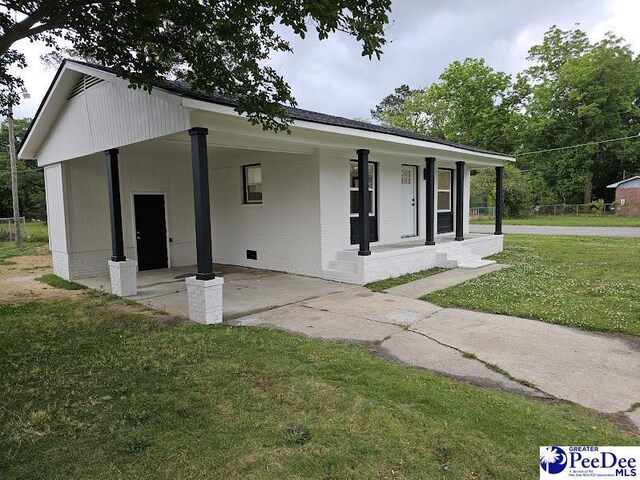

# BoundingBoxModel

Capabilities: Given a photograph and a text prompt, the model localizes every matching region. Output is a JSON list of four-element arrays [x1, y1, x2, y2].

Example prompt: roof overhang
[[607, 176, 640, 188], [20, 60, 516, 165]]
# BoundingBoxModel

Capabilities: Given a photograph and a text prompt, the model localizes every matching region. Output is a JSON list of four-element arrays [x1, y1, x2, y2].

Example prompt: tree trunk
[[583, 170, 593, 204]]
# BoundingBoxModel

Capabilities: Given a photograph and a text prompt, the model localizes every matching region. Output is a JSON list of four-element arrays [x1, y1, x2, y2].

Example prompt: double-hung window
[[437, 169, 452, 212], [243, 164, 262, 204]]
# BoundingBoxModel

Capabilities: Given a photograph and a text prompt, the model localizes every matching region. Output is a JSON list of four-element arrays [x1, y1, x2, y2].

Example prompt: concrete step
[[328, 259, 358, 273], [321, 268, 360, 284], [335, 250, 359, 261]]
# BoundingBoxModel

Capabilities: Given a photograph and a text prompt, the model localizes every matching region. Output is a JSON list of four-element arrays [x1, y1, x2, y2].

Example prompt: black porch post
[[106, 148, 126, 262], [495, 166, 504, 235], [455, 161, 465, 241], [189, 127, 215, 280], [357, 148, 371, 256], [425, 157, 436, 245]]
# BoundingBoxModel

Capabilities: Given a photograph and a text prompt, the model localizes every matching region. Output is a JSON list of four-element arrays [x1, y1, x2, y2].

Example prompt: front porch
[[79, 264, 353, 321], [322, 233, 503, 284]]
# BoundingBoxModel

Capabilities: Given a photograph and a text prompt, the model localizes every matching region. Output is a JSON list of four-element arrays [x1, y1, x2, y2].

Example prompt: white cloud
[[589, 0, 640, 50]]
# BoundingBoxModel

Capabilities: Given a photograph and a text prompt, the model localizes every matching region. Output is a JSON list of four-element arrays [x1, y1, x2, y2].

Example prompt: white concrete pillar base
[[108, 259, 138, 297], [185, 276, 224, 324]]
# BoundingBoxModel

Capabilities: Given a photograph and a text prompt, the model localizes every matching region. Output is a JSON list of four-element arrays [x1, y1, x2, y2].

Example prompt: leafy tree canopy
[[372, 59, 516, 153], [0, 0, 391, 130], [372, 25, 640, 206]]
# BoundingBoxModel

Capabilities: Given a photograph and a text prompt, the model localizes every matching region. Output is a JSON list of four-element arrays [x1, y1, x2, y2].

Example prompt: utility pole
[[7, 100, 21, 245]]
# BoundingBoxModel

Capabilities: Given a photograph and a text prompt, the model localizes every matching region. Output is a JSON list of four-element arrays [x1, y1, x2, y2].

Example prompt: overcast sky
[[9, 0, 640, 120]]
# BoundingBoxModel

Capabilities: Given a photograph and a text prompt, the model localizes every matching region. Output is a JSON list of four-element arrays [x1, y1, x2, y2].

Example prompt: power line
[[515, 133, 640, 156]]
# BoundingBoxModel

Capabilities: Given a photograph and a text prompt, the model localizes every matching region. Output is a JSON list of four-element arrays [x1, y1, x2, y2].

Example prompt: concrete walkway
[[471, 224, 640, 237], [386, 263, 506, 298], [232, 288, 640, 428]]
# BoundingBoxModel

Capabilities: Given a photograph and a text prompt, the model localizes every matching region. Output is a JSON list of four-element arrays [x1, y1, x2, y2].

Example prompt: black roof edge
[[23, 59, 514, 160]]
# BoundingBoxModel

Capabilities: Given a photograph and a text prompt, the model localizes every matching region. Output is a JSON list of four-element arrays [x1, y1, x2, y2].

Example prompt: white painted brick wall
[[52, 251, 71, 280], [170, 241, 196, 267], [185, 276, 224, 324], [48, 137, 500, 286], [68, 250, 111, 279], [322, 234, 503, 285], [211, 150, 322, 277]]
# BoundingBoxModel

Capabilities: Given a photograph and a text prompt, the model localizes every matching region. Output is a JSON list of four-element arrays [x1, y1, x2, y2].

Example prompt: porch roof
[[20, 59, 515, 163]]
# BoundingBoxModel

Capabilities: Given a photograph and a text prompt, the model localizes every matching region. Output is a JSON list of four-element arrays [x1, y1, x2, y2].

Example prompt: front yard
[[0, 242, 637, 478], [426, 235, 640, 336], [470, 214, 640, 227], [0, 292, 636, 479]]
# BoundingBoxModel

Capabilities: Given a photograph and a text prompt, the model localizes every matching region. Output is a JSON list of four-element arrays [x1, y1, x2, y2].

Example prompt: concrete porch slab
[[77, 264, 354, 321]]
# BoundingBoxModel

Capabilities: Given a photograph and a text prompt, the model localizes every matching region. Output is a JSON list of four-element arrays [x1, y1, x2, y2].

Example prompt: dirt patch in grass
[[0, 252, 83, 305]]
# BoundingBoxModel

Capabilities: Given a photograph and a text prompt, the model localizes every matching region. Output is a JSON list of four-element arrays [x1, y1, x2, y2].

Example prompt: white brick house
[[20, 60, 513, 323]]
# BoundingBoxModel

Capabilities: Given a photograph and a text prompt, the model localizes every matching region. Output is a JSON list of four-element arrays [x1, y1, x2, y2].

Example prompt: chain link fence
[[0, 217, 26, 242], [532, 203, 615, 215], [471, 203, 615, 219], [470, 207, 495, 219]]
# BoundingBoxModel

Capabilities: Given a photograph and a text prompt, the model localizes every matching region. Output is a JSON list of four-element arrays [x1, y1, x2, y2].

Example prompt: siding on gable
[[37, 81, 191, 166]]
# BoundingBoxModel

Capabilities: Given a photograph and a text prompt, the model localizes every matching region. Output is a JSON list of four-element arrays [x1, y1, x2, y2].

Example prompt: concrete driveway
[[233, 288, 640, 428], [471, 224, 640, 237]]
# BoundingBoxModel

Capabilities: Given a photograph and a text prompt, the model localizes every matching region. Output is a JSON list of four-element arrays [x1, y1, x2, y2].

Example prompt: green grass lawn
[[0, 293, 636, 479], [24, 221, 49, 242], [471, 214, 640, 227], [0, 222, 48, 264], [0, 242, 46, 264], [426, 235, 640, 336]]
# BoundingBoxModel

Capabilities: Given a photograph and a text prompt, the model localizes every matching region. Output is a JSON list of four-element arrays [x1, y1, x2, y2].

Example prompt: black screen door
[[134, 194, 168, 271]]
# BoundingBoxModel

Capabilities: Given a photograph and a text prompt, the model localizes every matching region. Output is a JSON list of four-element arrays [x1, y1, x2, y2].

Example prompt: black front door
[[134, 194, 168, 271]]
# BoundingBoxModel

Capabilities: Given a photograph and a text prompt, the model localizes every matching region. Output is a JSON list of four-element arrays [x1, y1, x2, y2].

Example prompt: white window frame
[[349, 160, 376, 218], [243, 164, 262, 204], [437, 168, 453, 213]]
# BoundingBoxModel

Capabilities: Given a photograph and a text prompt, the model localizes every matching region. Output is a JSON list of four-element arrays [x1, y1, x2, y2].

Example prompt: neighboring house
[[607, 176, 640, 216], [19, 60, 513, 323]]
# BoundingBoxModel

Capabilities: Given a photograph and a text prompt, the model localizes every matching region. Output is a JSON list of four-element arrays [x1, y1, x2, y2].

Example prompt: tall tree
[[370, 84, 414, 126], [372, 58, 516, 152], [0, 1, 391, 130], [516, 26, 640, 202]]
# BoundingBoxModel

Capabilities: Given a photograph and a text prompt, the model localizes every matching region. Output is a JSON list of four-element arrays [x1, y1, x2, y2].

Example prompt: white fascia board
[[607, 176, 640, 188], [18, 69, 78, 159], [181, 97, 515, 164]]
